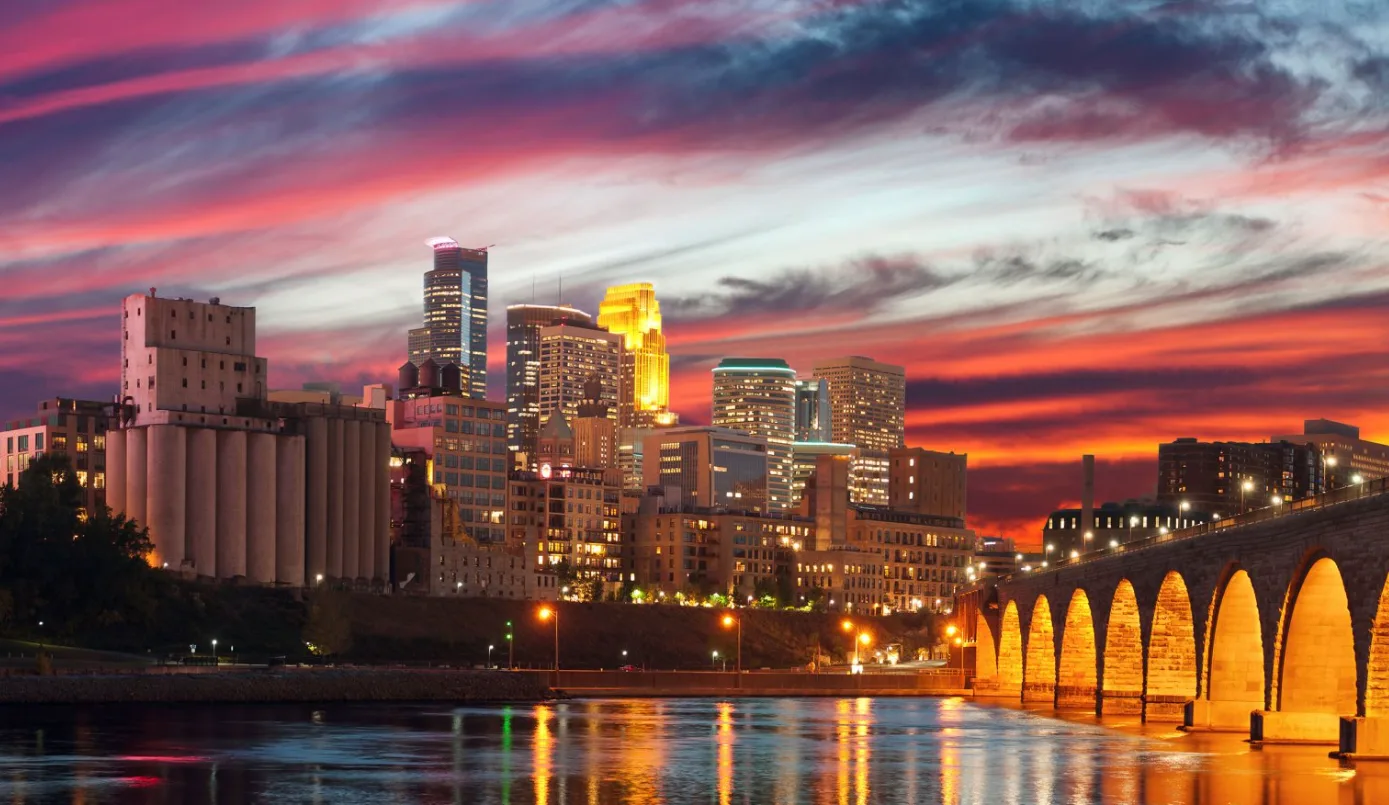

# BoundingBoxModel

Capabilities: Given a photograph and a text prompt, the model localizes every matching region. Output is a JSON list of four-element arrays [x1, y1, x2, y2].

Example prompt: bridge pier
[[1337, 717, 1389, 760], [1184, 699, 1260, 732], [1250, 710, 1343, 744], [1142, 695, 1190, 722], [1100, 691, 1143, 715], [1022, 682, 1054, 704], [1055, 686, 1096, 711]]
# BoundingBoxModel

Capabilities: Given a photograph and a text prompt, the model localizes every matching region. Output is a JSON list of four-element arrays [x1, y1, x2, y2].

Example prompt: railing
[[1002, 476, 1389, 581]]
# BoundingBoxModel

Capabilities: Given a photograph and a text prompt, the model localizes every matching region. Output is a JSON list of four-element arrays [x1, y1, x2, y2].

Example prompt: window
[[34, 433, 43, 450], [170, 330, 176, 339], [182, 379, 188, 388]]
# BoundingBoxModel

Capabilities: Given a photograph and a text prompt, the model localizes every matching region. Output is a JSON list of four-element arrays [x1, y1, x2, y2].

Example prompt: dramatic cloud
[[1, 0, 1387, 543]]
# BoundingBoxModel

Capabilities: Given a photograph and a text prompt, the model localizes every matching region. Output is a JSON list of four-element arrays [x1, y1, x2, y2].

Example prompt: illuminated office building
[[408, 238, 489, 399], [642, 426, 769, 512], [813, 356, 906, 505], [505, 304, 594, 461], [712, 358, 797, 513], [597, 283, 675, 429], [538, 322, 623, 437], [794, 378, 831, 442]]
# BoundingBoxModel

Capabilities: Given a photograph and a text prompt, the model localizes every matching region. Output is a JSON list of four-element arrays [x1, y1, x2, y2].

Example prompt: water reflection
[[0, 698, 1377, 804]]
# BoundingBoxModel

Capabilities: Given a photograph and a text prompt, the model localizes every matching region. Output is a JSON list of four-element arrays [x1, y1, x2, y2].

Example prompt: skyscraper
[[641, 426, 770, 512], [538, 322, 623, 438], [794, 377, 831, 442], [712, 358, 797, 513], [407, 238, 488, 399], [813, 356, 906, 505], [596, 283, 674, 429], [505, 304, 594, 461]]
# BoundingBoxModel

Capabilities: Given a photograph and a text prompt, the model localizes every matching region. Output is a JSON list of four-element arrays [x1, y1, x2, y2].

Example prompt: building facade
[[789, 441, 857, 510], [386, 389, 509, 544], [1270, 419, 1389, 488], [2, 398, 109, 517], [794, 378, 831, 442], [596, 283, 675, 429], [711, 358, 797, 513], [1157, 437, 1324, 516], [642, 427, 770, 513], [504, 304, 594, 460], [1043, 500, 1215, 559], [538, 322, 623, 444], [887, 447, 967, 521], [507, 467, 623, 585], [626, 496, 810, 599], [812, 356, 906, 505], [391, 446, 556, 599], [408, 238, 489, 399]]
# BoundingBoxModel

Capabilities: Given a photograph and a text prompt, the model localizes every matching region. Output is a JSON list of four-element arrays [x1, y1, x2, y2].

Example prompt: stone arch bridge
[[970, 479, 1389, 758]]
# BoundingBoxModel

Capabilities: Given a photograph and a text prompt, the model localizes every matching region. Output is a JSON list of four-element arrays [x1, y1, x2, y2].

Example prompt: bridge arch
[[975, 611, 998, 684], [1023, 595, 1056, 703], [1057, 588, 1098, 709], [997, 600, 1023, 695], [1146, 570, 1197, 720], [1276, 555, 1356, 717], [1102, 579, 1143, 714], [1188, 566, 1265, 731], [1368, 573, 1389, 717]]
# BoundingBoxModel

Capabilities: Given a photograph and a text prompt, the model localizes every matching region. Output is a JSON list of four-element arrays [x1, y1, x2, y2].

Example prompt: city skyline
[[2, 1, 1388, 542]]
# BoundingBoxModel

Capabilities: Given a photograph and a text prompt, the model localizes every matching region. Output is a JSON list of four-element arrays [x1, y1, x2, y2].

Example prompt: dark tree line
[[0, 453, 158, 638]]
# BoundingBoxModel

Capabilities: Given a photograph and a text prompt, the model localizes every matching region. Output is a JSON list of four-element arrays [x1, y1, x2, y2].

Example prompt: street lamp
[[721, 614, 742, 673], [1128, 515, 1138, 542], [1353, 473, 1364, 485], [1324, 455, 1338, 491], [1178, 500, 1189, 528], [505, 620, 514, 669], [712, 650, 725, 671], [488, 644, 495, 668], [1271, 495, 1283, 509], [1241, 479, 1254, 513], [1109, 538, 1119, 549], [538, 606, 559, 673]]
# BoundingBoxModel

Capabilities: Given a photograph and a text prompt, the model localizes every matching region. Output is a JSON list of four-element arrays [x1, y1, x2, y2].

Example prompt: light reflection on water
[[0, 697, 1381, 804]]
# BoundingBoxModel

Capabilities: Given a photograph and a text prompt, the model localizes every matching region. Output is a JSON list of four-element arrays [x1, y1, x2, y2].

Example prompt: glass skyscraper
[[408, 237, 489, 399]]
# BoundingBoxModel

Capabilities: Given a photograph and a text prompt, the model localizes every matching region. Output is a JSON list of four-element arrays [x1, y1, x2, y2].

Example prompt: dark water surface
[[0, 697, 1381, 804]]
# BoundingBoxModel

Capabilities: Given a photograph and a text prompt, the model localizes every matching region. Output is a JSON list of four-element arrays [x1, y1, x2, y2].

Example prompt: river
[[0, 697, 1380, 803]]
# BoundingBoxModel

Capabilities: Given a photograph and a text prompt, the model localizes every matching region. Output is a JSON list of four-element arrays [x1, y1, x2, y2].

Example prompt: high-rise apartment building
[[812, 356, 906, 505], [1269, 419, 1389, 488], [538, 322, 623, 438], [407, 238, 488, 399], [794, 378, 831, 442], [888, 447, 967, 521], [505, 304, 594, 461], [712, 358, 797, 512], [1157, 438, 1324, 515], [597, 283, 675, 429], [642, 426, 770, 512]]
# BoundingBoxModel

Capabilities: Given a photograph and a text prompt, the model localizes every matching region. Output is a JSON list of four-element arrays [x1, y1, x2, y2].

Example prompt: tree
[[303, 590, 353, 657], [0, 453, 157, 638]]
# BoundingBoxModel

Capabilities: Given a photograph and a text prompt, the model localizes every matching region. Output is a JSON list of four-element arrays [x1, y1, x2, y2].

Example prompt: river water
[[0, 697, 1380, 804]]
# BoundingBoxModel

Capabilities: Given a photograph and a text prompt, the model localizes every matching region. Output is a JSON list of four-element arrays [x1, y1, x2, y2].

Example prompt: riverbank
[[0, 668, 551, 705]]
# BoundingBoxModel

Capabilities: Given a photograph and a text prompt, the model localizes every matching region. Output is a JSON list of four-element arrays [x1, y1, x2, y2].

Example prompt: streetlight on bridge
[[721, 614, 742, 673]]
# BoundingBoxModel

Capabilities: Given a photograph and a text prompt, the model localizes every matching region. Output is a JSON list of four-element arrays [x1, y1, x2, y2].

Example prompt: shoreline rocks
[[0, 669, 552, 705]]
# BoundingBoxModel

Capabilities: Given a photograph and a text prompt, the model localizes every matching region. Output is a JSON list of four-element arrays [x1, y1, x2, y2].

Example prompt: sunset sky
[[2, 0, 1387, 543]]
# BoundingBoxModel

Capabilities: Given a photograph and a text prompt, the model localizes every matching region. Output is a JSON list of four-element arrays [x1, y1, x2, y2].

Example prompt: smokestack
[[1081, 455, 1095, 543]]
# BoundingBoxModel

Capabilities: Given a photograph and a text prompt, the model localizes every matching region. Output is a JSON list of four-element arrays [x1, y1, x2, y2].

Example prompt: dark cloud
[[967, 457, 1156, 539], [1353, 57, 1389, 91], [665, 255, 951, 319]]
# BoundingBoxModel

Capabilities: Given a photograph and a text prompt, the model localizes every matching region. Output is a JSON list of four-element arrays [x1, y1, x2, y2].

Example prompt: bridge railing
[[1003, 475, 1389, 580]]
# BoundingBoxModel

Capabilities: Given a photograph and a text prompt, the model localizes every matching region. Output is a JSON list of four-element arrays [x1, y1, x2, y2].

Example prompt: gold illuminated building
[[597, 283, 675, 429]]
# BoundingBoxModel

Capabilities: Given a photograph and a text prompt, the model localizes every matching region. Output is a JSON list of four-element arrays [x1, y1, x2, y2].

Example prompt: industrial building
[[106, 291, 389, 586]]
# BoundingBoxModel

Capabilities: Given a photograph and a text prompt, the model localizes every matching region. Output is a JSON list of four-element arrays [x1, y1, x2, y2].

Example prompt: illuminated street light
[[1241, 479, 1254, 513], [945, 624, 958, 638], [721, 614, 742, 673], [1069, 549, 1079, 559], [1109, 539, 1119, 549], [1083, 531, 1093, 543], [1271, 495, 1283, 508], [1353, 474, 1364, 485], [538, 606, 559, 672]]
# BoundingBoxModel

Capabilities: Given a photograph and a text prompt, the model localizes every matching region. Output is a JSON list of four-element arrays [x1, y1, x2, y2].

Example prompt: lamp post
[[538, 606, 559, 674], [1128, 516, 1138, 542], [506, 620, 514, 669], [1324, 455, 1338, 492], [721, 614, 742, 673], [1178, 500, 1189, 529], [1240, 479, 1254, 514], [488, 644, 495, 669], [211, 639, 218, 666]]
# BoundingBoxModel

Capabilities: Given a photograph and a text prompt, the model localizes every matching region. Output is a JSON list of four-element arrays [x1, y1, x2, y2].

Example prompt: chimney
[[1081, 455, 1095, 542]]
